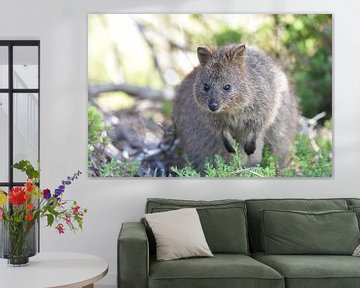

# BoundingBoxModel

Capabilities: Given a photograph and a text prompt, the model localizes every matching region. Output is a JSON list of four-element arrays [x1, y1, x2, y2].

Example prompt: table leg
[[82, 284, 94, 288]]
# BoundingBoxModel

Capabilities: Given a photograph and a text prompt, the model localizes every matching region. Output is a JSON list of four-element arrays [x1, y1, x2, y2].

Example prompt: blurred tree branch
[[88, 83, 174, 101], [135, 21, 167, 85]]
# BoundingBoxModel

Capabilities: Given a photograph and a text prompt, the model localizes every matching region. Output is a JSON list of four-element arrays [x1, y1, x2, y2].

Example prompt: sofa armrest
[[118, 222, 149, 288]]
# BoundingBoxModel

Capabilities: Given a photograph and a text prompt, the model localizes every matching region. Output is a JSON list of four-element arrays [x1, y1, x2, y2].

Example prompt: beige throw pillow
[[145, 208, 213, 261], [353, 244, 360, 256]]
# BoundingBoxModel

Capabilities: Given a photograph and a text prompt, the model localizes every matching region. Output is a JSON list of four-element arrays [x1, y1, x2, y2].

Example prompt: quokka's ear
[[228, 44, 246, 63], [197, 46, 213, 66]]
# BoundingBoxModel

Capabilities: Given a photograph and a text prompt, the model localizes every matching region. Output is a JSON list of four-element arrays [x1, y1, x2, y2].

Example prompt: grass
[[89, 105, 332, 178], [170, 132, 332, 178], [88, 105, 140, 177], [99, 158, 140, 177]]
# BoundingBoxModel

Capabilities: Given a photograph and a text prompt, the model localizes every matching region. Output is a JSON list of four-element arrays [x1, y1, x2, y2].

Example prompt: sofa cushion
[[146, 198, 248, 254], [347, 199, 360, 228], [252, 252, 360, 288], [145, 208, 213, 261], [347, 198, 360, 207], [261, 209, 359, 255], [246, 198, 349, 252], [349, 205, 360, 228], [149, 254, 284, 288]]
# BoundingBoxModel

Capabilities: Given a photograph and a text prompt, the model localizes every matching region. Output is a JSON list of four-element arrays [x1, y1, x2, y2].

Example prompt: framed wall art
[[88, 14, 332, 178]]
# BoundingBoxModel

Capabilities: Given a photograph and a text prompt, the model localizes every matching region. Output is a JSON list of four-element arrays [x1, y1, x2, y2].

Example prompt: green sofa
[[118, 198, 360, 288]]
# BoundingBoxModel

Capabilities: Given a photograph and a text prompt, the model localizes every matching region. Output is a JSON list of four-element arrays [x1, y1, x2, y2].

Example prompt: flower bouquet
[[0, 160, 87, 266]]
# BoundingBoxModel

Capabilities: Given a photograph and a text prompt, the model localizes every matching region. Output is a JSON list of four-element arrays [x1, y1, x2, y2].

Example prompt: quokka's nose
[[208, 100, 219, 111]]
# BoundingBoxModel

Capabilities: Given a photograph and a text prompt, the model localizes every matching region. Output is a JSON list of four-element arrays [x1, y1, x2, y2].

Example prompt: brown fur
[[173, 44, 299, 170]]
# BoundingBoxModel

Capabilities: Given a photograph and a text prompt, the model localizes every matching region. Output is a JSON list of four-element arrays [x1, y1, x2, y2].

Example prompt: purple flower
[[53, 171, 81, 199], [43, 189, 51, 200], [54, 188, 63, 199]]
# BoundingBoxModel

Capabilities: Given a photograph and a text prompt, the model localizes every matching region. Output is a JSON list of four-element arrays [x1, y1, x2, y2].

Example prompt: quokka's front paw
[[244, 140, 256, 155], [222, 130, 236, 153]]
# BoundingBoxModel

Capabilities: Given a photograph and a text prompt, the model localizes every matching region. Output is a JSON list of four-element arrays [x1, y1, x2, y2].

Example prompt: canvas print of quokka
[[88, 14, 332, 178]]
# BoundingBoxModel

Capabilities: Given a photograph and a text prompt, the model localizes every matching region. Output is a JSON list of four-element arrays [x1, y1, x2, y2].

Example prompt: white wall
[[1, 0, 360, 286], [0, 66, 8, 88], [0, 107, 8, 182]]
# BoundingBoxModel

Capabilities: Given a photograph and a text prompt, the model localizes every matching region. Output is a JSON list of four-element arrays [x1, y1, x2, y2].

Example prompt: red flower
[[56, 223, 65, 234], [24, 193, 31, 200], [26, 214, 33, 221], [25, 182, 33, 192], [26, 203, 34, 210], [72, 205, 80, 215], [65, 214, 71, 225], [9, 187, 26, 205]]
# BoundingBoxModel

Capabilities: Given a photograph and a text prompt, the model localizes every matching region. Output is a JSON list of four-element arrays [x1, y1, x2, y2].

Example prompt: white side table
[[0, 252, 108, 288]]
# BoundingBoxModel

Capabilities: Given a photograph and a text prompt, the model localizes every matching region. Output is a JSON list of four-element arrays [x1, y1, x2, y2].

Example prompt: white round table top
[[0, 252, 108, 288]]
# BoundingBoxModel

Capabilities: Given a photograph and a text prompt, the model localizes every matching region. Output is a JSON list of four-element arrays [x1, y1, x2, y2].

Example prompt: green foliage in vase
[[13, 160, 40, 180], [0, 162, 86, 263], [0, 162, 86, 234]]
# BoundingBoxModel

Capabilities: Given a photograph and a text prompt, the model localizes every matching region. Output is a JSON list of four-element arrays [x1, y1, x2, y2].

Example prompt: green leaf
[[13, 160, 40, 180], [46, 205, 60, 217], [47, 214, 54, 227]]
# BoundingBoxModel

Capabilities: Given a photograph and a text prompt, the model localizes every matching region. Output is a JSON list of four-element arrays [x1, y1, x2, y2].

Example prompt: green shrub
[[171, 132, 332, 178], [211, 15, 332, 119], [88, 105, 109, 146], [171, 165, 200, 177], [282, 133, 332, 177], [88, 105, 141, 177], [100, 158, 140, 177]]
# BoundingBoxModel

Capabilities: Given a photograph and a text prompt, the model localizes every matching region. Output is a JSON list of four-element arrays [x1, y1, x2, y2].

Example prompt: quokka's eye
[[223, 84, 231, 91], [204, 83, 210, 92]]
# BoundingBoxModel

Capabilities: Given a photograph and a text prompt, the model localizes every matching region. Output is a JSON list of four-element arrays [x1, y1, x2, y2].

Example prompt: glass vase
[[0, 220, 37, 266]]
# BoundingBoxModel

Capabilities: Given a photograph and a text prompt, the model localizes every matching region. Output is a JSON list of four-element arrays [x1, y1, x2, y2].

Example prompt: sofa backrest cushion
[[246, 198, 349, 252], [348, 198, 360, 207], [347, 199, 360, 228], [145, 198, 249, 254], [261, 209, 359, 255]]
